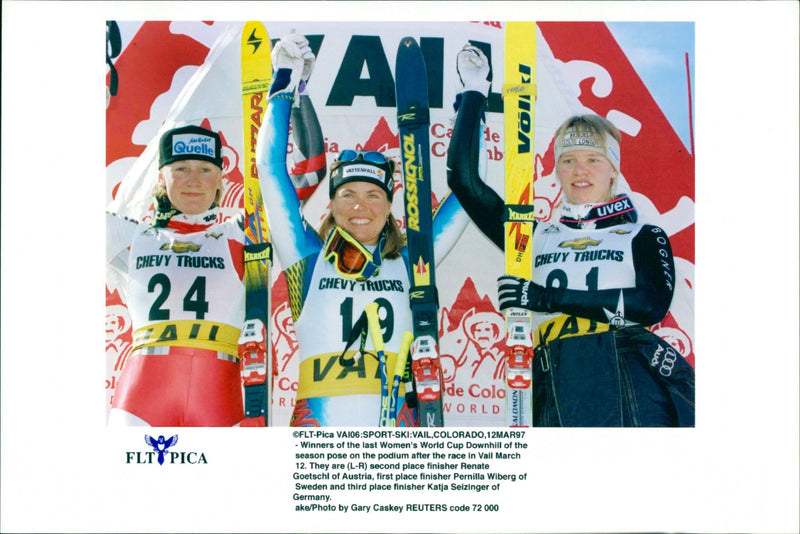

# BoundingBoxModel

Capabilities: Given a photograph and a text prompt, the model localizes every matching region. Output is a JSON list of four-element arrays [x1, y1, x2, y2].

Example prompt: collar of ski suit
[[152, 202, 220, 233], [559, 194, 637, 229]]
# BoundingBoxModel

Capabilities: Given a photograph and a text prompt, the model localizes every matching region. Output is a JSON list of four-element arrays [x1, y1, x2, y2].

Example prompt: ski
[[390, 332, 414, 426], [395, 36, 444, 427], [239, 21, 274, 426], [365, 302, 391, 427], [502, 22, 537, 427]]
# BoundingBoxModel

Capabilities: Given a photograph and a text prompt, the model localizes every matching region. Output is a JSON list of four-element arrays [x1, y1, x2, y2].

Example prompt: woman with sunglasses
[[256, 34, 465, 426], [446, 45, 694, 426]]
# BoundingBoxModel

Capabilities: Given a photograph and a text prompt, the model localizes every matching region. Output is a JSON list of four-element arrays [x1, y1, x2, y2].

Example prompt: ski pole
[[389, 331, 414, 426], [365, 302, 390, 427]]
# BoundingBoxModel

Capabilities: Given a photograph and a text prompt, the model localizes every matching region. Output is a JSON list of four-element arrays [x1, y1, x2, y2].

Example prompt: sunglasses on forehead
[[336, 150, 390, 165]]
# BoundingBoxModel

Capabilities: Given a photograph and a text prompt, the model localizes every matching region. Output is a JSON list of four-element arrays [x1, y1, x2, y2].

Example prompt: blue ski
[[395, 36, 444, 427]]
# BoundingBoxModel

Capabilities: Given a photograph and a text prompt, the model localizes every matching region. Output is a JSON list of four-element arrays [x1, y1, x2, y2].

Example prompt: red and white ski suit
[[106, 208, 245, 426]]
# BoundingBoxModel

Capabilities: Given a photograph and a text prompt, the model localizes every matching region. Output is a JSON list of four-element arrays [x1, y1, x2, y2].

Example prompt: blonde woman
[[447, 45, 694, 427]]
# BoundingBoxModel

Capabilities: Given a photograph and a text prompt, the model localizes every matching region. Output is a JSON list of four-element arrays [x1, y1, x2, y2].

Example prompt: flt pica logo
[[125, 434, 208, 465], [146, 434, 178, 464]]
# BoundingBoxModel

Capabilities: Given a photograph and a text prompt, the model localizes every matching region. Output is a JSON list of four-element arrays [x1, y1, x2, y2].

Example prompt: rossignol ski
[[502, 22, 537, 427], [395, 36, 444, 427], [239, 21, 274, 426]]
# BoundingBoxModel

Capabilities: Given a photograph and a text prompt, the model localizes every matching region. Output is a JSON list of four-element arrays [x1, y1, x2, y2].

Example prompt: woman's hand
[[269, 31, 314, 98]]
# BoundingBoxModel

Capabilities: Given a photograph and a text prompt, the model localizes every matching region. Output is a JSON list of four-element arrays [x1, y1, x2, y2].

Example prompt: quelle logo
[[125, 434, 208, 465]]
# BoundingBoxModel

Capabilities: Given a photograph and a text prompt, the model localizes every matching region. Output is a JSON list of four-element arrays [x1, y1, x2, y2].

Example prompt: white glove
[[270, 31, 313, 97], [298, 36, 315, 95], [456, 44, 491, 96], [300, 39, 315, 81]]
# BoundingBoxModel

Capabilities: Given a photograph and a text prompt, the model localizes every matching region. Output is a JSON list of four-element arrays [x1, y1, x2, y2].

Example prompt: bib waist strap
[[535, 315, 611, 347], [133, 320, 240, 358]]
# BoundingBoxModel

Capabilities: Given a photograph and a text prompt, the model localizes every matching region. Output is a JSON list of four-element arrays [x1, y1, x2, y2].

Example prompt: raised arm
[[446, 46, 505, 250], [255, 34, 322, 268], [106, 212, 138, 272]]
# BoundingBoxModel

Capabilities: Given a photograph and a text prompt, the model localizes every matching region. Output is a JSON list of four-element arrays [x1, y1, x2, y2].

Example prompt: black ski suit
[[447, 91, 694, 426]]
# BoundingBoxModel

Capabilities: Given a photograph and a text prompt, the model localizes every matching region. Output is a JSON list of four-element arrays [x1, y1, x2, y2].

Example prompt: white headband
[[554, 127, 621, 171]]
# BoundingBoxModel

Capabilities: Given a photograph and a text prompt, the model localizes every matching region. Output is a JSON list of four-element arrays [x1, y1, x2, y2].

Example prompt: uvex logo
[[595, 197, 633, 218]]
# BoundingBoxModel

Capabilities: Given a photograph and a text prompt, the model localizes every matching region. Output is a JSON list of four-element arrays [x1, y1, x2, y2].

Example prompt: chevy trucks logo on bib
[[172, 133, 216, 158]]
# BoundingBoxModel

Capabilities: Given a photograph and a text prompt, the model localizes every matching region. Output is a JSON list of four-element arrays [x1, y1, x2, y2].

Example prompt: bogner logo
[[402, 133, 421, 232], [126, 435, 208, 465]]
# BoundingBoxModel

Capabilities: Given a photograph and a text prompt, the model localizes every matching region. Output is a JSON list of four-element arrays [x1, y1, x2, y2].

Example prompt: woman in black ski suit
[[446, 45, 694, 427]]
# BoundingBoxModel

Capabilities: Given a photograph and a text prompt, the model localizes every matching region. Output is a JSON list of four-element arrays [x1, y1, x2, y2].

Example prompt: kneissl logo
[[125, 434, 208, 465]]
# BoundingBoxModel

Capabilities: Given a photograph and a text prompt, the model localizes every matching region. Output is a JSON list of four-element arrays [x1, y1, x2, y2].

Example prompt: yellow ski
[[502, 21, 536, 427], [239, 21, 273, 426]]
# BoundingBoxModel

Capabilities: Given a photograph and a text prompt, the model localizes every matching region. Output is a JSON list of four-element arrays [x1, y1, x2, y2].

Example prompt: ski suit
[[447, 91, 694, 427], [106, 209, 246, 426], [257, 93, 466, 426]]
